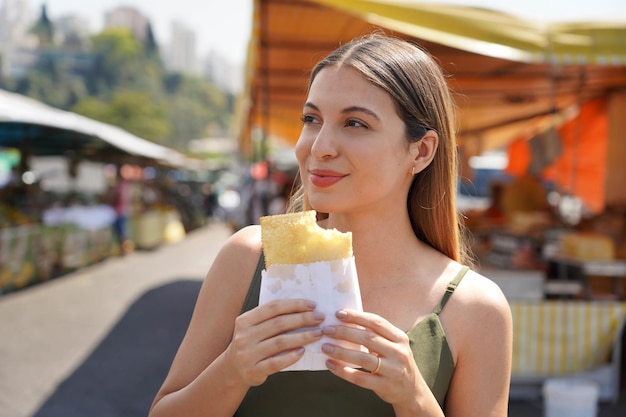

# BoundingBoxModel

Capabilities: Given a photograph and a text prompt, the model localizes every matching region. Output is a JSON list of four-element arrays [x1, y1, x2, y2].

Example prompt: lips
[[309, 169, 347, 187]]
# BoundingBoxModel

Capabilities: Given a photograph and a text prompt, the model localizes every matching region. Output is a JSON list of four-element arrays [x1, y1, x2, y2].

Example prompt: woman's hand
[[224, 299, 325, 387], [321, 309, 427, 410]]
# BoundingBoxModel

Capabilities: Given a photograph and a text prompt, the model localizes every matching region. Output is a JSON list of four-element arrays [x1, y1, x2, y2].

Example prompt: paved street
[[0, 222, 233, 417], [1, 221, 625, 417]]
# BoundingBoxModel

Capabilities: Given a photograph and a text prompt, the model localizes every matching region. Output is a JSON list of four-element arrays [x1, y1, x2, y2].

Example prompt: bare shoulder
[[194, 224, 263, 322], [441, 266, 512, 349], [184, 224, 263, 351], [217, 224, 262, 259], [443, 267, 513, 415], [230, 223, 262, 248], [452, 267, 511, 316], [205, 224, 262, 287], [188, 224, 264, 326]]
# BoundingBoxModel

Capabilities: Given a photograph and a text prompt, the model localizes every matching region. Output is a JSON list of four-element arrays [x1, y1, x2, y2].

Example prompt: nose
[[310, 124, 338, 160]]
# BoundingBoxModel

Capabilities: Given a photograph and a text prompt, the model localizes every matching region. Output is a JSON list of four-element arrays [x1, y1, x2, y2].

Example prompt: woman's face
[[295, 65, 417, 215]]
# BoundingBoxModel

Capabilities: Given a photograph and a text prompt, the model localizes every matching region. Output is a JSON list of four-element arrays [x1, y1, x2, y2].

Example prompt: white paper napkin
[[260, 257, 364, 371]]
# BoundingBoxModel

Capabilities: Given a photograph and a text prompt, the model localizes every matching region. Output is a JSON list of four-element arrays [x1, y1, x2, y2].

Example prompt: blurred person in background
[[110, 167, 133, 255]]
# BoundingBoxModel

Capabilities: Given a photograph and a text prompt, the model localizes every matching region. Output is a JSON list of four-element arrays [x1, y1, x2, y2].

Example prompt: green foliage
[[5, 23, 236, 151], [73, 91, 169, 141], [9, 57, 88, 109], [88, 29, 147, 94], [164, 75, 232, 145], [70, 96, 110, 121], [91, 28, 142, 64]]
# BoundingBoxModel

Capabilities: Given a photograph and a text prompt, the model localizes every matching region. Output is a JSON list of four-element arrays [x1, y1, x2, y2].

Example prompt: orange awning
[[239, 0, 626, 158], [505, 99, 609, 213]]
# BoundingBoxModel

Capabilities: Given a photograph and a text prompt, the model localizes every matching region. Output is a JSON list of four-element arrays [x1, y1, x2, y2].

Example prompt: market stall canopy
[[505, 98, 609, 213], [0, 89, 191, 168], [240, 0, 626, 157]]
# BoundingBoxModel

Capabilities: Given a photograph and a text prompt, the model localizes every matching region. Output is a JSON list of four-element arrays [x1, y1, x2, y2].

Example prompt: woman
[[149, 34, 512, 417]]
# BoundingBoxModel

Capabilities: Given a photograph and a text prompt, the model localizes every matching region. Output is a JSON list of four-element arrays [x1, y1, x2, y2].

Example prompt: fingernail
[[305, 300, 317, 309], [295, 347, 305, 356], [336, 310, 347, 318], [326, 360, 336, 370], [322, 326, 336, 335], [322, 343, 334, 353], [313, 311, 325, 320], [311, 328, 322, 337]]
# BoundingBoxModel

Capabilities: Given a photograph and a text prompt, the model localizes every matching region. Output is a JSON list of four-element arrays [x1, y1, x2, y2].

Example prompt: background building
[[202, 49, 242, 93], [0, 0, 37, 78], [164, 20, 199, 75], [104, 6, 148, 42]]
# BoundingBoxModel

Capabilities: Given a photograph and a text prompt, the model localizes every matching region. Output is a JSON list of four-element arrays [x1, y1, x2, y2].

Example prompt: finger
[[238, 299, 317, 329], [241, 299, 317, 326], [371, 354, 382, 374], [322, 323, 391, 355], [257, 327, 323, 358], [255, 327, 323, 372], [334, 309, 406, 341], [325, 358, 381, 391], [254, 309, 325, 341], [322, 342, 381, 373], [229, 326, 323, 385], [257, 347, 305, 377]]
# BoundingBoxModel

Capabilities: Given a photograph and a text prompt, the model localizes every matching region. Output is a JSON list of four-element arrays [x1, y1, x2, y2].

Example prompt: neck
[[325, 211, 436, 284]]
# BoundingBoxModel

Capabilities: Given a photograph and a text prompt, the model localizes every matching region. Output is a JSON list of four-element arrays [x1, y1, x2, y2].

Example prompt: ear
[[410, 130, 438, 174]]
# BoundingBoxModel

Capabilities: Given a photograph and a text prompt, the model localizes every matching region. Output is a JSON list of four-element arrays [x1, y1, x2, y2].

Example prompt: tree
[[144, 22, 160, 61], [7, 23, 237, 152], [73, 91, 169, 142], [30, 4, 54, 47], [88, 28, 143, 94], [164, 75, 233, 147]]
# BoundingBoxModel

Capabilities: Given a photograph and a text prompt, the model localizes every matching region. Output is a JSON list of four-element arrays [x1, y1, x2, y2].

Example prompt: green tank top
[[235, 254, 468, 417]]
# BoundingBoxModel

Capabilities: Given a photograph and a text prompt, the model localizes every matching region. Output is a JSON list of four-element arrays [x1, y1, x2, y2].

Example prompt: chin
[[308, 197, 348, 214]]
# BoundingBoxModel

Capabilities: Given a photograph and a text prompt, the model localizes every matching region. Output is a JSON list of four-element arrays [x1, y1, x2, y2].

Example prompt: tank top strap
[[433, 265, 469, 316], [240, 251, 265, 314]]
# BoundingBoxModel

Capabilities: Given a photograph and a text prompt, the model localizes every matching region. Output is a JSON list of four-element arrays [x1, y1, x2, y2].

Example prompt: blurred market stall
[[0, 89, 209, 293]]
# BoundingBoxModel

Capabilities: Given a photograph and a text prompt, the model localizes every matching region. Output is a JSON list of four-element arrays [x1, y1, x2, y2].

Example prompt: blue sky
[[26, 0, 626, 65]]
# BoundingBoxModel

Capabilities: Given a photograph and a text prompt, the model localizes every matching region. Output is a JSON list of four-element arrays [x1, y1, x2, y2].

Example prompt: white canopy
[[0, 89, 187, 167]]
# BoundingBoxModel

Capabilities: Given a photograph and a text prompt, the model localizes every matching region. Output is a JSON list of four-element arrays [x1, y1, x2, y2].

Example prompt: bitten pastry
[[260, 210, 352, 268], [259, 210, 364, 371]]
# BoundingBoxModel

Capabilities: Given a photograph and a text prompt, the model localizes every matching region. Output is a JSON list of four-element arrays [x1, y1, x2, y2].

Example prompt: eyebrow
[[303, 102, 381, 122]]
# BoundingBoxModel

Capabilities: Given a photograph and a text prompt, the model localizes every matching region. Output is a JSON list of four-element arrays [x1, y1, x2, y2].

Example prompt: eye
[[346, 119, 367, 128], [300, 114, 319, 124]]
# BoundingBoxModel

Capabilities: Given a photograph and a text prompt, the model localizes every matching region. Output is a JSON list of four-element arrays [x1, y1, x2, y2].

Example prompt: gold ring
[[372, 355, 382, 374]]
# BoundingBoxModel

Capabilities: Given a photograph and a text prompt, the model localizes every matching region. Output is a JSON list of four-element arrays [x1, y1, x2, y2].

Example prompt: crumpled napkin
[[260, 257, 364, 371]]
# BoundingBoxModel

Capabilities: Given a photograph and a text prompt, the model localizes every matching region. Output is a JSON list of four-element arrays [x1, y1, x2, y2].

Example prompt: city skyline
[[18, 0, 253, 66], [0, 1, 246, 91]]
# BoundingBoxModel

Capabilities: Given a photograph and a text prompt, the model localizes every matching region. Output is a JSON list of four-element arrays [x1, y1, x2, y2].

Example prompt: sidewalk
[[0, 222, 233, 417], [0, 221, 625, 416]]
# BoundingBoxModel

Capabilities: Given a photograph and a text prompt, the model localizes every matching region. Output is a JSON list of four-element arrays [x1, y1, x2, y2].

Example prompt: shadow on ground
[[32, 280, 201, 417]]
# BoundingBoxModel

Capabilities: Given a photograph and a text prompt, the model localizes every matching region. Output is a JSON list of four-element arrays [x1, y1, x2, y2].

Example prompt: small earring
[[411, 166, 416, 176]]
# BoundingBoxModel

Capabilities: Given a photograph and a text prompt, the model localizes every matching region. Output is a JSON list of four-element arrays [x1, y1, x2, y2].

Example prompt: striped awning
[[510, 301, 626, 376]]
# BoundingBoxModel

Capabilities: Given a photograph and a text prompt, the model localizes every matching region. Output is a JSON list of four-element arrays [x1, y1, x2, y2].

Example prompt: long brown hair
[[288, 34, 472, 265]]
